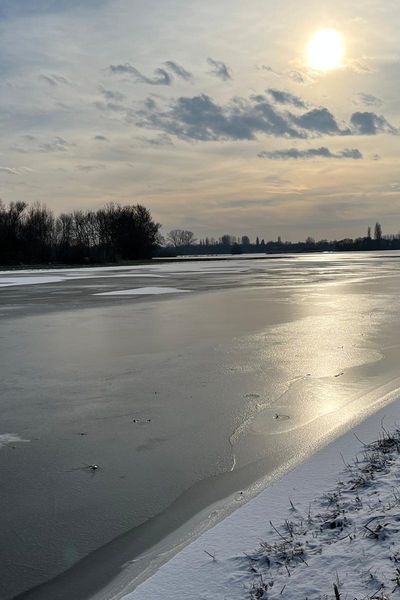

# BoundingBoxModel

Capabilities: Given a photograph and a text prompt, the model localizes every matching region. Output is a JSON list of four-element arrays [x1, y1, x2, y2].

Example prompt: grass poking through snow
[[247, 426, 400, 599]]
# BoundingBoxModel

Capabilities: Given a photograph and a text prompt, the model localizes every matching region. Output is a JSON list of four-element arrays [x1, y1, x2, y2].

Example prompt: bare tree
[[167, 229, 197, 247]]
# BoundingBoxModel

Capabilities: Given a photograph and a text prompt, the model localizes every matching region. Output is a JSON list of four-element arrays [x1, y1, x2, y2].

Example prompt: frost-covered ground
[[125, 401, 400, 600]]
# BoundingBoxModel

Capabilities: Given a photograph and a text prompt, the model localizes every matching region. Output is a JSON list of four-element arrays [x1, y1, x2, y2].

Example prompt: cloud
[[164, 61, 193, 81], [287, 70, 314, 84], [268, 89, 307, 108], [292, 108, 346, 135], [95, 100, 128, 113], [0, 166, 19, 175], [94, 135, 109, 141], [99, 86, 125, 101], [39, 73, 71, 87], [0, 166, 32, 175], [109, 63, 172, 86], [354, 93, 383, 108], [135, 133, 174, 147], [136, 93, 354, 141], [258, 147, 363, 160], [207, 58, 232, 81], [137, 93, 303, 140], [350, 111, 398, 135], [76, 164, 106, 171], [39, 137, 75, 152]]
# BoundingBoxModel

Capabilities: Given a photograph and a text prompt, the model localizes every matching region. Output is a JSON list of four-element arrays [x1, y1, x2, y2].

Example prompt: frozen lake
[[2, 252, 400, 599]]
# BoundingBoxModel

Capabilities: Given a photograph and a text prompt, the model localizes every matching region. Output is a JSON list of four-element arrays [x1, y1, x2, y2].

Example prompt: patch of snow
[[124, 400, 400, 600], [95, 287, 191, 296], [0, 276, 66, 288], [0, 434, 30, 449]]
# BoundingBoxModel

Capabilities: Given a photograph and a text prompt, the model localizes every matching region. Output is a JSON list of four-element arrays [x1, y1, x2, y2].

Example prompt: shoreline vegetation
[[247, 425, 400, 600], [1, 200, 399, 267]]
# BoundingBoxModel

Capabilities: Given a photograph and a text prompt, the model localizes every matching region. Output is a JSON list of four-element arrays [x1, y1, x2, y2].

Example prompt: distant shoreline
[[2, 248, 400, 273]]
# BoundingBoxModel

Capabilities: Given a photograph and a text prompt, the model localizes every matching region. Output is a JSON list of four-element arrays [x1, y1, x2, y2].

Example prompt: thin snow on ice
[[95, 287, 191, 296], [0, 434, 30, 449]]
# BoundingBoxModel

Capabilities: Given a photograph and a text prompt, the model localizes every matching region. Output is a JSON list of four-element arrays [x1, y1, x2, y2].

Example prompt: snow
[[0, 260, 252, 288], [95, 287, 191, 296], [0, 276, 67, 288], [0, 433, 30, 449], [124, 400, 400, 600]]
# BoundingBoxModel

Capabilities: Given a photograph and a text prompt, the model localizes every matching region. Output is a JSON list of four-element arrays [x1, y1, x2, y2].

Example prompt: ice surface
[[95, 287, 191, 296]]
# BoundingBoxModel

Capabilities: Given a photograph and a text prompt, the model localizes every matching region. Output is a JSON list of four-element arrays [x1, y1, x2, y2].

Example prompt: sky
[[0, 0, 399, 241]]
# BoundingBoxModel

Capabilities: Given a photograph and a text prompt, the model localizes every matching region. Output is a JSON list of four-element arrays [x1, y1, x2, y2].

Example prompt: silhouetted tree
[[221, 234, 233, 246], [167, 229, 197, 247], [374, 222, 382, 241], [0, 200, 161, 265]]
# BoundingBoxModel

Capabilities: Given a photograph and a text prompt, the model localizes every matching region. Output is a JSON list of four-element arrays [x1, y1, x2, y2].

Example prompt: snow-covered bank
[[124, 400, 400, 600]]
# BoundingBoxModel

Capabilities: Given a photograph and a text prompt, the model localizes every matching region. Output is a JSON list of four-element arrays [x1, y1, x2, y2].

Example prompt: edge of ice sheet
[[95, 286, 191, 296], [0, 433, 30, 449], [122, 399, 400, 600]]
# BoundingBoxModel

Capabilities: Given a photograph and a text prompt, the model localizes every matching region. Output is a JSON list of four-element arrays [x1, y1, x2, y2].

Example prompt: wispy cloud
[[109, 63, 172, 86], [98, 86, 125, 101], [354, 93, 383, 108], [207, 58, 232, 81], [39, 137, 75, 153], [0, 166, 32, 175], [39, 73, 71, 87], [267, 89, 307, 108], [164, 61, 193, 81], [258, 147, 363, 160]]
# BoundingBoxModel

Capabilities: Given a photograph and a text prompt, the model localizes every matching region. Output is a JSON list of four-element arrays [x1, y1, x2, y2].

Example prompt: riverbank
[[124, 399, 400, 600]]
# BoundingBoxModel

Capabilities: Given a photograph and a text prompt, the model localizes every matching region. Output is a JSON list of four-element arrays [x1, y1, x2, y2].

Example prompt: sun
[[307, 28, 345, 72]]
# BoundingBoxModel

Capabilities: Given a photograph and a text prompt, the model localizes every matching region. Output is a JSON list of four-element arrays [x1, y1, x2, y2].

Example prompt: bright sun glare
[[307, 28, 345, 72]]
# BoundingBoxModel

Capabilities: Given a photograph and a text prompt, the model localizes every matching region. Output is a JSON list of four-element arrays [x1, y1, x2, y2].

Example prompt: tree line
[[0, 201, 161, 265], [0, 199, 398, 266], [160, 223, 400, 256]]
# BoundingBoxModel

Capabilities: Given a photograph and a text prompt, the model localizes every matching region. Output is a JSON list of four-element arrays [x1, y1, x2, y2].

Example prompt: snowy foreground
[[126, 401, 400, 600]]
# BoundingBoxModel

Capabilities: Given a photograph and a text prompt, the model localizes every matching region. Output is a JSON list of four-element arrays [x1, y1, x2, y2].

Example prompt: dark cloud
[[268, 89, 307, 108], [258, 147, 363, 160], [137, 93, 303, 141], [207, 58, 232, 81], [134, 92, 398, 143], [350, 111, 398, 135], [164, 61, 193, 81], [292, 108, 346, 135], [109, 63, 172, 86]]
